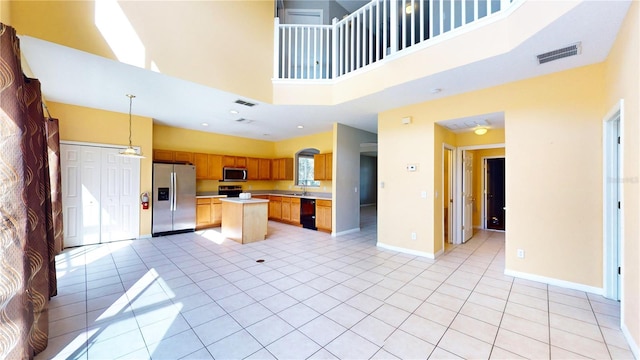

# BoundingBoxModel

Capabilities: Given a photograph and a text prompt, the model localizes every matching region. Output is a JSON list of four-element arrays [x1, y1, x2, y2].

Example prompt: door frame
[[603, 100, 624, 301], [442, 144, 456, 248], [482, 156, 506, 231], [454, 143, 505, 244]]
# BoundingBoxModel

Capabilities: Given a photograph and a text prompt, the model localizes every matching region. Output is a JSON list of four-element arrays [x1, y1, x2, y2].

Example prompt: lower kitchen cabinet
[[290, 197, 301, 224], [196, 197, 222, 229], [315, 199, 332, 232], [268, 196, 282, 220]]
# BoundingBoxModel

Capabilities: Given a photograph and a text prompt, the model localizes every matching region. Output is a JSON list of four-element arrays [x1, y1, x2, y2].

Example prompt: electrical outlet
[[411, 232, 417, 240], [517, 249, 525, 259]]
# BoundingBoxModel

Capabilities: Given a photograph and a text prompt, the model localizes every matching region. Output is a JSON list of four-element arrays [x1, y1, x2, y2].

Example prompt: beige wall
[[47, 101, 154, 237], [10, 1, 274, 103], [380, 64, 606, 286], [604, 0, 640, 353], [0, 0, 11, 24]]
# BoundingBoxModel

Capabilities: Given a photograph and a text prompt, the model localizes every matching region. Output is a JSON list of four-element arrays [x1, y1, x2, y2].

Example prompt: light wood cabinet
[[268, 196, 282, 220], [236, 157, 247, 168], [196, 197, 223, 229], [316, 199, 332, 232], [194, 153, 222, 180], [153, 149, 194, 164], [281, 197, 291, 221], [247, 157, 260, 180], [196, 198, 212, 228], [174, 151, 194, 164], [290, 197, 301, 224], [194, 153, 208, 179], [208, 154, 223, 180], [314, 153, 332, 180], [259, 159, 272, 180], [222, 155, 235, 167], [272, 158, 294, 180]]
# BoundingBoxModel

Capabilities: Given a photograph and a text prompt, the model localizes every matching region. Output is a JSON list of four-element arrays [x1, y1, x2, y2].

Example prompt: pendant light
[[119, 94, 145, 158]]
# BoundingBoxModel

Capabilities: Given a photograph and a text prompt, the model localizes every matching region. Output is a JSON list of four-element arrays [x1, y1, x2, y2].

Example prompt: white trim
[[602, 100, 623, 301], [454, 143, 505, 245], [376, 242, 435, 259], [621, 322, 640, 360], [442, 144, 455, 248], [334, 227, 360, 237], [138, 234, 152, 239], [481, 155, 506, 231], [504, 268, 604, 295]]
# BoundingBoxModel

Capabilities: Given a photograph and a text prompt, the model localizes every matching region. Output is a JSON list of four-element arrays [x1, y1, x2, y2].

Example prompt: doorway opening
[[603, 100, 623, 301], [484, 157, 506, 231]]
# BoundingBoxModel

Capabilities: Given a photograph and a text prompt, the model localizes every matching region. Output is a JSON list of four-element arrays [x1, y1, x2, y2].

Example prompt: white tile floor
[[37, 206, 634, 359]]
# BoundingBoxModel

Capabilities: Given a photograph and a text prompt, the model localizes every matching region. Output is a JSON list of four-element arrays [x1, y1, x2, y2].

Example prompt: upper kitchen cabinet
[[153, 149, 194, 164], [259, 158, 271, 180], [223, 155, 247, 168], [314, 153, 332, 180], [194, 153, 223, 180], [247, 157, 259, 180], [272, 158, 293, 180]]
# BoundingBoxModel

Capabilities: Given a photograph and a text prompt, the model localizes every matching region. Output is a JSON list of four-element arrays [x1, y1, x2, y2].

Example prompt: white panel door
[[61, 143, 140, 247], [463, 151, 474, 242], [61, 144, 102, 247], [101, 148, 140, 242]]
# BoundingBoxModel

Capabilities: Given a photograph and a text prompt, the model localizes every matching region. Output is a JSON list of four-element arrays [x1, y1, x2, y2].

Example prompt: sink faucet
[[301, 184, 307, 196]]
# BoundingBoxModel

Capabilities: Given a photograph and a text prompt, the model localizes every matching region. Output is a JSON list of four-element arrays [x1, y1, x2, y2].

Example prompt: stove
[[219, 185, 242, 197]]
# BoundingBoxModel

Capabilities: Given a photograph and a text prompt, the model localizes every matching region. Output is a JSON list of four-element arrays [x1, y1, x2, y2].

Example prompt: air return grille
[[537, 42, 581, 64], [234, 99, 256, 107]]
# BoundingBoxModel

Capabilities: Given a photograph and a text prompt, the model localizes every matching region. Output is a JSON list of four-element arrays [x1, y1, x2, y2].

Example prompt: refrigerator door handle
[[172, 172, 177, 211]]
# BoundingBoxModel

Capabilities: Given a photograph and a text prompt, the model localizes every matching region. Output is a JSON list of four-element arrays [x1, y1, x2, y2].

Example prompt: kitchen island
[[220, 198, 269, 244]]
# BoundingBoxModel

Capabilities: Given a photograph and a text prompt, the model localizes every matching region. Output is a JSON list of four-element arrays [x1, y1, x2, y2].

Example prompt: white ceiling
[[20, 1, 630, 142]]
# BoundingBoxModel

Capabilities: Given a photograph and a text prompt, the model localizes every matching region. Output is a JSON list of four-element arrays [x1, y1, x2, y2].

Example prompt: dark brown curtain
[[0, 23, 58, 359]]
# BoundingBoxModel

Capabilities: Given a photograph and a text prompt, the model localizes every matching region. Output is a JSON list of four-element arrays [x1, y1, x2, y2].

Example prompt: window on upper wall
[[296, 148, 320, 187]]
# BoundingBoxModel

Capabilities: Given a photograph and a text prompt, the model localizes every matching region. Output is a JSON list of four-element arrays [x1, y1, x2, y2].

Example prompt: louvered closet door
[[61, 143, 140, 248]]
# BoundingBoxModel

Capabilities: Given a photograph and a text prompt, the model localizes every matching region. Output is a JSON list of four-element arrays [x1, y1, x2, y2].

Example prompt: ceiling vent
[[235, 118, 254, 124], [234, 99, 256, 107], [537, 42, 581, 65]]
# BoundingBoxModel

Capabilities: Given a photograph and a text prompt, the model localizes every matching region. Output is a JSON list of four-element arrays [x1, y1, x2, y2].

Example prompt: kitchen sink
[[285, 193, 304, 196]]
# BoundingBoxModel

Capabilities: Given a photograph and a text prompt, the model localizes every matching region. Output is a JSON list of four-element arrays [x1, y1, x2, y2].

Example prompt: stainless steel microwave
[[223, 167, 247, 181]]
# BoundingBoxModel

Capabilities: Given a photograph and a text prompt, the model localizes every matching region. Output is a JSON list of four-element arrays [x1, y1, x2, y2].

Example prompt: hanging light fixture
[[119, 94, 145, 158]]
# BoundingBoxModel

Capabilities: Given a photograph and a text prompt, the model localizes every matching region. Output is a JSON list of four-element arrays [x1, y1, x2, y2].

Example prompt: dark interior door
[[486, 158, 505, 230]]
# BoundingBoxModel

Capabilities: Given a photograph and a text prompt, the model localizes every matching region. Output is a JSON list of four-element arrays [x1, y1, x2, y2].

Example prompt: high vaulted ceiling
[[20, 0, 631, 141]]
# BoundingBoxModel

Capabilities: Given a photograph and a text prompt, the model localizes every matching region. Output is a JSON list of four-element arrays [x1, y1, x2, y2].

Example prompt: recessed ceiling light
[[431, 88, 442, 94], [297, 125, 304, 129], [201, 122, 209, 127], [230, 110, 239, 115]]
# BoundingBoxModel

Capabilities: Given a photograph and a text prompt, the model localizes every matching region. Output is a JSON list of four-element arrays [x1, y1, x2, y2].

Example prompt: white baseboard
[[376, 242, 435, 259], [333, 228, 360, 237], [504, 268, 604, 295], [138, 234, 152, 239], [621, 323, 640, 360]]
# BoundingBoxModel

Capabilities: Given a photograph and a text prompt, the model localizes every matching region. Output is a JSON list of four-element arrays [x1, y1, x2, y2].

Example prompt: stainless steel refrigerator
[[152, 163, 196, 236]]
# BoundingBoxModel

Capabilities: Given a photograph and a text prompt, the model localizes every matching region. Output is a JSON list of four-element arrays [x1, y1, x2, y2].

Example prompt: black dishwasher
[[300, 198, 317, 230]]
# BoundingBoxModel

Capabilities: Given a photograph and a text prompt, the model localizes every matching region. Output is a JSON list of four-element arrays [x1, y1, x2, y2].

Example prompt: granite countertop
[[197, 191, 331, 200]]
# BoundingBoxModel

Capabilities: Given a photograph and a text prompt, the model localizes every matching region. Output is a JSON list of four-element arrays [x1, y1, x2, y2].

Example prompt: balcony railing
[[274, 0, 516, 81]]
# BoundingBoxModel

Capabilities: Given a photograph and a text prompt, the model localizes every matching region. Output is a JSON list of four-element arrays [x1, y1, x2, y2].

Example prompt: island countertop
[[220, 198, 269, 204]]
